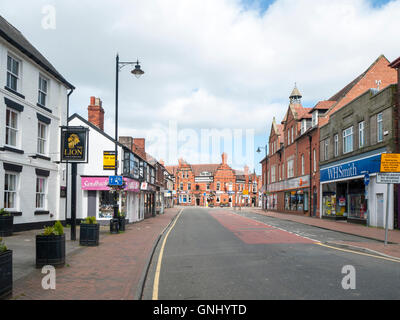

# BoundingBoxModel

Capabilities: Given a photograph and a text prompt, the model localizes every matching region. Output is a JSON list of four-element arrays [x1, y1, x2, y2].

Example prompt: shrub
[[0, 237, 7, 252], [42, 226, 55, 236], [0, 208, 11, 216], [83, 216, 97, 224], [54, 221, 64, 236]]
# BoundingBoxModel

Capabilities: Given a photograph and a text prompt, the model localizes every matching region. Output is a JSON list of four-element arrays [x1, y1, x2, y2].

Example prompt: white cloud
[[1, 0, 399, 167]]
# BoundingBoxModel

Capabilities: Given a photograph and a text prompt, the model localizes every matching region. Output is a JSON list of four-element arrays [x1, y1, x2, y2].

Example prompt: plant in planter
[[118, 210, 126, 232], [0, 237, 12, 298], [36, 221, 65, 268], [0, 208, 13, 237], [80, 216, 100, 246]]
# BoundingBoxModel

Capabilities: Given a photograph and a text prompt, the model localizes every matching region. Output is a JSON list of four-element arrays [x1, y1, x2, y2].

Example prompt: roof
[[389, 56, 400, 69], [309, 100, 335, 113], [294, 106, 312, 119], [0, 15, 74, 89], [68, 113, 149, 163], [290, 86, 302, 98], [191, 164, 220, 176]]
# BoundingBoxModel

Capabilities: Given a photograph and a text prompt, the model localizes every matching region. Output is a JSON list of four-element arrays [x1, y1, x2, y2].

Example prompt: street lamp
[[111, 54, 144, 233]]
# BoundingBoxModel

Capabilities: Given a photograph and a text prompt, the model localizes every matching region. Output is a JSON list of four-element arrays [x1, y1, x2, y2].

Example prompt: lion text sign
[[60, 127, 89, 163]]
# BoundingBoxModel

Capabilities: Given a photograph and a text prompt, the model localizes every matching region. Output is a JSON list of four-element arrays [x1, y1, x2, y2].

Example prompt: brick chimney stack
[[221, 152, 228, 165], [88, 96, 105, 131], [132, 138, 146, 159]]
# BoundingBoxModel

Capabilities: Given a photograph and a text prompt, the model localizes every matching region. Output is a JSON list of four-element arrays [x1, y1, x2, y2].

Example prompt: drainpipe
[[308, 133, 313, 217], [64, 88, 74, 224]]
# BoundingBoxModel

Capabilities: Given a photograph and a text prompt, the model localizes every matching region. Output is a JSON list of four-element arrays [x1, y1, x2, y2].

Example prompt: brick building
[[264, 55, 397, 218], [166, 153, 261, 207]]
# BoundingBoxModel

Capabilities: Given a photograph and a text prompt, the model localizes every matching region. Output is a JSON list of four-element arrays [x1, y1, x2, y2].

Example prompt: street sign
[[109, 176, 123, 186], [103, 151, 116, 170], [203, 193, 206, 196], [380, 153, 400, 173], [364, 173, 370, 186], [377, 172, 400, 184]]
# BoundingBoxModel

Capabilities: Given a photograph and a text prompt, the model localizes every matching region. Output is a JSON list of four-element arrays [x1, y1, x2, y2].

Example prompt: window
[[278, 164, 280, 181], [288, 129, 291, 145], [36, 177, 47, 209], [37, 122, 47, 155], [291, 127, 294, 143], [271, 166, 276, 183], [216, 196, 220, 203], [207, 183, 210, 190], [324, 139, 329, 161], [188, 183, 191, 191], [38, 75, 48, 106], [377, 113, 383, 142], [5, 109, 18, 147], [180, 183, 183, 191], [312, 110, 318, 127], [282, 163, 285, 180], [216, 182, 220, 191], [313, 149, 316, 172], [4, 173, 17, 210], [301, 154, 305, 175], [359, 121, 365, 148], [287, 159, 294, 178], [301, 120, 306, 134], [7, 55, 20, 92], [334, 134, 339, 157], [343, 126, 353, 154]]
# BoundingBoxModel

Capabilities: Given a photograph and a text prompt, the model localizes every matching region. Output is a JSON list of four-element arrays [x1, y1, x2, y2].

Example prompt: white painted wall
[[0, 38, 69, 225]]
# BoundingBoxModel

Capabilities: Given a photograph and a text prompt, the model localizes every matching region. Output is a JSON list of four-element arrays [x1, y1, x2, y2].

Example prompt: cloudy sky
[[1, 0, 399, 172]]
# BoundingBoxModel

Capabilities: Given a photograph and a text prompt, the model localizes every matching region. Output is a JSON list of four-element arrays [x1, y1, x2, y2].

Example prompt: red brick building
[[264, 55, 397, 217], [166, 153, 261, 207]]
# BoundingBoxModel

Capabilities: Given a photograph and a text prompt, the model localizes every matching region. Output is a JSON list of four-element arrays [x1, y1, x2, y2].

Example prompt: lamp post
[[257, 145, 267, 210], [112, 54, 144, 232]]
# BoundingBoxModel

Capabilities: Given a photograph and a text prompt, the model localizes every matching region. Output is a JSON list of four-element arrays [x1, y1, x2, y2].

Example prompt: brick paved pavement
[[10, 208, 179, 300], [245, 208, 400, 259]]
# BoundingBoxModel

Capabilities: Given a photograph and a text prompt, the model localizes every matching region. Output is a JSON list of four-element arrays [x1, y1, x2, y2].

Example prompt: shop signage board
[[380, 153, 400, 173], [377, 173, 400, 184], [243, 190, 249, 195], [103, 151, 116, 170], [60, 126, 89, 163]]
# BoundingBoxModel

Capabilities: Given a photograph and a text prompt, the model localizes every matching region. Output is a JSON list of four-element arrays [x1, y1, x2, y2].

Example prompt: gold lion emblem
[[68, 134, 80, 148]]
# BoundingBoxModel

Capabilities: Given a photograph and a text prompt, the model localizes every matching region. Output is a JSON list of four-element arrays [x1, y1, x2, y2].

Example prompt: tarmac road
[[142, 207, 400, 300]]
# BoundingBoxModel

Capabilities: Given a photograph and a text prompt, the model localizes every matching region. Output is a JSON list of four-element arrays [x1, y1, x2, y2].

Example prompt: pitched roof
[[0, 15, 74, 89], [191, 164, 220, 176], [309, 100, 335, 113], [389, 56, 400, 69]]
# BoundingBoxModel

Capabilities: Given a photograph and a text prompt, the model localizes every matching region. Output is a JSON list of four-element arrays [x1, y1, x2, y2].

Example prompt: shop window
[[99, 191, 114, 219]]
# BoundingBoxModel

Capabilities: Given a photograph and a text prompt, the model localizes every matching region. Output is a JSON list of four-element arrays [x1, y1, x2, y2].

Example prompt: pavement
[[244, 207, 400, 259], [6, 207, 179, 300]]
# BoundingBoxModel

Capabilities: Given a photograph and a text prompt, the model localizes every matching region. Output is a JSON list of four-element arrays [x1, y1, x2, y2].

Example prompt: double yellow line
[[152, 209, 183, 300]]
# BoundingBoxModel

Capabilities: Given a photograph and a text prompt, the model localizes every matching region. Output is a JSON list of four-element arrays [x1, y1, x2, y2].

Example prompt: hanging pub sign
[[60, 126, 89, 163]]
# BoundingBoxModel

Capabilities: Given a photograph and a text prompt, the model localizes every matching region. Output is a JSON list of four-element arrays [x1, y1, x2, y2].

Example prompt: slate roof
[[0, 15, 74, 89]]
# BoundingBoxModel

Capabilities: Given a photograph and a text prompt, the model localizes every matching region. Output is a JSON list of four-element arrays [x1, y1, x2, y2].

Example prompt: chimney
[[132, 138, 146, 159], [88, 96, 105, 131], [221, 152, 228, 165], [119, 136, 134, 150], [244, 165, 249, 175]]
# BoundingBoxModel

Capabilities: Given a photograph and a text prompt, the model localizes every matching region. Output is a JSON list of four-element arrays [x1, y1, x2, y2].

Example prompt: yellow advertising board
[[103, 151, 116, 170], [243, 190, 249, 195], [380, 153, 400, 173]]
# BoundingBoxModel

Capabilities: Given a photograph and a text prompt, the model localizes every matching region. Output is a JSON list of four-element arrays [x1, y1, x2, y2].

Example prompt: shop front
[[320, 148, 392, 227], [81, 176, 140, 224], [267, 175, 310, 214], [141, 182, 156, 218]]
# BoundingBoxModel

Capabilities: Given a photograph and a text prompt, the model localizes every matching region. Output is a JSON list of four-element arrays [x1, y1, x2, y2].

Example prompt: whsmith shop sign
[[320, 151, 382, 182], [60, 126, 89, 163]]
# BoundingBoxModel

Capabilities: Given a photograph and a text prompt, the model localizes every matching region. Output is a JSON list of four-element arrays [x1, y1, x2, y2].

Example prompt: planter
[[0, 250, 12, 299], [0, 215, 13, 237], [36, 234, 65, 268], [80, 223, 100, 246], [118, 217, 126, 232]]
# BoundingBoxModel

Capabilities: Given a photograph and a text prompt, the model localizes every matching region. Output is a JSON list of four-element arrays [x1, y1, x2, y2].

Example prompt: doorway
[[196, 198, 200, 206]]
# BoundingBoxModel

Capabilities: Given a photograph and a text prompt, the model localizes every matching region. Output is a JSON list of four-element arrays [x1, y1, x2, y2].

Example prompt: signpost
[[60, 126, 89, 241], [378, 153, 400, 245], [109, 175, 123, 186]]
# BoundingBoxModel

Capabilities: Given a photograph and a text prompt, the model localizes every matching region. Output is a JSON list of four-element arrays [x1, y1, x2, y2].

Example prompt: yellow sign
[[103, 151, 116, 170], [380, 153, 400, 173], [243, 190, 249, 195]]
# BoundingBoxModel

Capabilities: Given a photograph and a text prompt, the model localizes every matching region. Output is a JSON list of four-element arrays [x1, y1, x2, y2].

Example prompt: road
[[142, 207, 400, 300]]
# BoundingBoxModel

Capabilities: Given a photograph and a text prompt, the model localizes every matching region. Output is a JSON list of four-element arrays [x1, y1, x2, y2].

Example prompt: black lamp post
[[111, 54, 144, 232]]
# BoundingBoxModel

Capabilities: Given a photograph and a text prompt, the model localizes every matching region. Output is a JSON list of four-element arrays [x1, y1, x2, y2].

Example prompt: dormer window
[[312, 110, 318, 127]]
